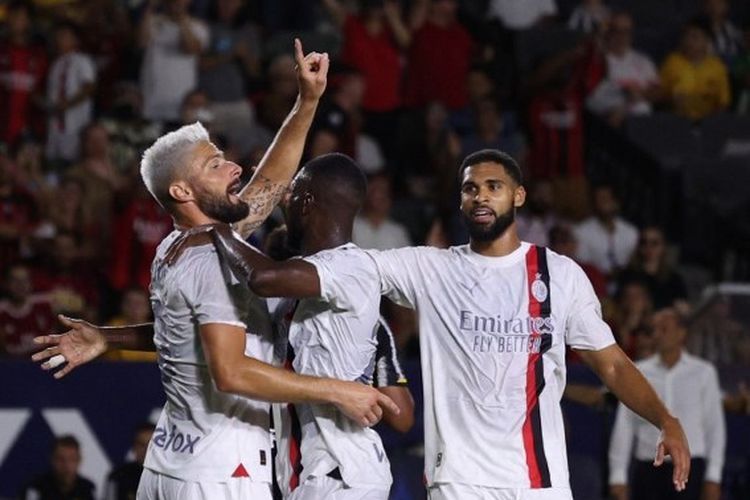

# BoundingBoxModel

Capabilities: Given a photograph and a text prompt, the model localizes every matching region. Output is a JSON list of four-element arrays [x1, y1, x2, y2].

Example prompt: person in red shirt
[[109, 182, 172, 292], [0, 1, 48, 146], [403, 0, 474, 111], [0, 145, 38, 271], [0, 263, 56, 358], [322, 0, 411, 161]]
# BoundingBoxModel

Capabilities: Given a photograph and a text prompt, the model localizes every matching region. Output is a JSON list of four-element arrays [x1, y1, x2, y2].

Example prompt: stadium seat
[[624, 113, 701, 169], [700, 113, 750, 159]]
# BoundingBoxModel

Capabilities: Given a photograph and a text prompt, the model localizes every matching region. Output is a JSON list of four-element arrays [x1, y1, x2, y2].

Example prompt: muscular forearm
[[233, 96, 319, 238], [593, 349, 674, 428], [217, 356, 344, 404]]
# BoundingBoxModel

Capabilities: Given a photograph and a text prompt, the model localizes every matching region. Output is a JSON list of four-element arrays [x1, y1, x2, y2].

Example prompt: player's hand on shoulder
[[31, 315, 107, 379], [294, 38, 329, 102], [165, 223, 228, 266], [331, 380, 400, 427]]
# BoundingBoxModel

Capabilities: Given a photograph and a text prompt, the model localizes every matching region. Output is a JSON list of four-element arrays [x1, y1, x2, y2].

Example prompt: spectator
[[309, 67, 365, 159], [487, 0, 557, 30], [609, 279, 654, 358], [702, 0, 744, 64], [104, 286, 156, 361], [567, 0, 610, 34], [101, 82, 163, 173], [587, 12, 661, 126], [0, 145, 38, 270], [403, 0, 474, 111], [139, 0, 209, 121], [198, 0, 261, 152], [45, 22, 97, 165], [609, 308, 725, 500], [257, 53, 298, 131], [619, 226, 688, 310], [323, 0, 411, 160], [353, 173, 411, 250], [33, 231, 99, 321], [103, 424, 155, 500], [574, 184, 638, 277], [460, 96, 525, 162], [108, 182, 172, 293], [449, 65, 498, 136], [21, 435, 95, 500], [66, 122, 126, 251], [660, 19, 731, 121], [548, 223, 607, 298], [0, 0, 47, 147], [0, 263, 56, 358], [516, 179, 559, 248]]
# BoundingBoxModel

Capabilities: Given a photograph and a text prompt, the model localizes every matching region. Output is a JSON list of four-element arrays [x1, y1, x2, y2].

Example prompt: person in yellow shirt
[[660, 19, 731, 121]]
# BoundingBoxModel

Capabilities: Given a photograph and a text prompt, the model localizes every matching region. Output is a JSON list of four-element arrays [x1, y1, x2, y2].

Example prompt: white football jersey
[[366, 242, 615, 490], [144, 230, 274, 483], [271, 243, 391, 496]]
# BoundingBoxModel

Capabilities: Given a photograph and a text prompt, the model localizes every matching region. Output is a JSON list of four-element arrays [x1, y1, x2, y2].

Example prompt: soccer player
[[361, 149, 692, 499], [168, 153, 414, 499], [32, 41, 397, 500]]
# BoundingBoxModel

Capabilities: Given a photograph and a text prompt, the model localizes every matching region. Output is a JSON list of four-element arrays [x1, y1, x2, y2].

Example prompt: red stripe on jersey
[[523, 246, 552, 488]]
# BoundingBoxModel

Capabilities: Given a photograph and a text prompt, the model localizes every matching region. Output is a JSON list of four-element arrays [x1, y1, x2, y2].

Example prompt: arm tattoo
[[233, 181, 288, 239]]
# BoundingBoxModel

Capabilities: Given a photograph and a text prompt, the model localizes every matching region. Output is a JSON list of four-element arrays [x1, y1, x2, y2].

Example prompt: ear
[[168, 181, 194, 204], [300, 192, 315, 216], [514, 185, 526, 208]]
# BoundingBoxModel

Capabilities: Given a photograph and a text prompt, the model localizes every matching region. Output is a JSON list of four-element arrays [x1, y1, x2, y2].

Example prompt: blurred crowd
[[1, 0, 749, 498]]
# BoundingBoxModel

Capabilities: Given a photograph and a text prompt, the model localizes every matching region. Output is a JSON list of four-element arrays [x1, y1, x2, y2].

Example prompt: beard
[[462, 206, 515, 242], [194, 187, 249, 224]]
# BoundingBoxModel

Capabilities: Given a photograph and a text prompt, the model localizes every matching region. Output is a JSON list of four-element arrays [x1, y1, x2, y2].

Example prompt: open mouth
[[227, 180, 242, 196], [471, 207, 496, 224]]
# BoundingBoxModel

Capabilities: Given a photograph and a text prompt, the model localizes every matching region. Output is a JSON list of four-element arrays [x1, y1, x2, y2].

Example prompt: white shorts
[[287, 475, 389, 500], [137, 468, 273, 500], [427, 483, 574, 500]]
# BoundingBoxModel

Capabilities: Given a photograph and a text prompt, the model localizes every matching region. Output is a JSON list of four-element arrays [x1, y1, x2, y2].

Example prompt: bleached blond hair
[[140, 122, 209, 208]]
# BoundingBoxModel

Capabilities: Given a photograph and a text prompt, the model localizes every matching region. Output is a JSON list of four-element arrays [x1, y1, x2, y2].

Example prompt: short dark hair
[[302, 153, 367, 204], [135, 422, 156, 435], [458, 149, 522, 185], [53, 435, 80, 453]]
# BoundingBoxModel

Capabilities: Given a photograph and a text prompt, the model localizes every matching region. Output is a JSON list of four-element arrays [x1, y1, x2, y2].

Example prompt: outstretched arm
[[31, 315, 155, 379], [232, 39, 329, 239], [576, 344, 691, 491]]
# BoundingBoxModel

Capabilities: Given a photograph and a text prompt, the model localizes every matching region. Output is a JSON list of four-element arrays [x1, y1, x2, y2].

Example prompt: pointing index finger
[[293, 38, 305, 66]]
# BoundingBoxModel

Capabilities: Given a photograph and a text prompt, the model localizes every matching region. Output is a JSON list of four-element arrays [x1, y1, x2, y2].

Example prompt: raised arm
[[31, 315, 155, 379], [200, 322, 398, 426], [576, 345, 691, 492], [232, 39, 329, 239]]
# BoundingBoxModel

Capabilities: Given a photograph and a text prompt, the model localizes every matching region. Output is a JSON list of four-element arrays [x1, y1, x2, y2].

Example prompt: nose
[[229, 162, 242, 178]]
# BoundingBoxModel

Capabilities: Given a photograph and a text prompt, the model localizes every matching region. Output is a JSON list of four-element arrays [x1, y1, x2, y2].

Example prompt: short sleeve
[[179, 250, 247, 328], [303, 246, 379, 313], [565, 260, 616, 351], [365, 248, 422, 309]]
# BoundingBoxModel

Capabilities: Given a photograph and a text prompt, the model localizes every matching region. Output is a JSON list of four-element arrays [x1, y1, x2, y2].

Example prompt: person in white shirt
[[46, 22, 96, 163], [487, 0, 557, 30], [586, 12, 661, 125], [353, 172, 411, 250], [574, 183, 639, 277], [365, 149, 690, 499], [31, 41, 397, 500], [171, 153, 414, 499], [139, 0, 210, 122], [609, 308, 725, 500]]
